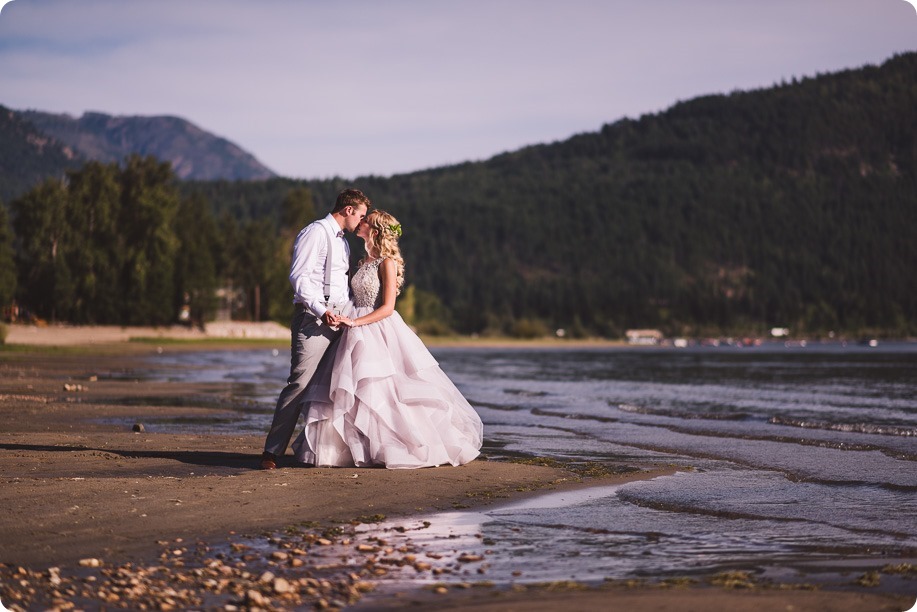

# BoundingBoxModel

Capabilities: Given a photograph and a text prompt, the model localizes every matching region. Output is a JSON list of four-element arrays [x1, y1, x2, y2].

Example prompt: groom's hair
[[332, 188, 371, 213]]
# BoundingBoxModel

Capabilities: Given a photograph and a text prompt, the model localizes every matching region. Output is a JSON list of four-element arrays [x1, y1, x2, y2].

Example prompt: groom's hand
[[321, 311, 339, 326]]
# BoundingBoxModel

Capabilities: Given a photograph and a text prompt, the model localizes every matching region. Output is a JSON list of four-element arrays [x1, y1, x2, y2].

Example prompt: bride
[[292, 210, 483, 468]]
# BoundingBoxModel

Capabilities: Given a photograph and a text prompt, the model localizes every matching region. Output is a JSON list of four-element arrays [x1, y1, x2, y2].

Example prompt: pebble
[[245, 589, 269, 607], [258, 571, 275, 584], [1, 520, 459, 611]]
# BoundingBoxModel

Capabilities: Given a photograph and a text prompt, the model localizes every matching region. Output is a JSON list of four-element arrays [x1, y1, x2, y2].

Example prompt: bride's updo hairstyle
[[364, 210, 405, 294]]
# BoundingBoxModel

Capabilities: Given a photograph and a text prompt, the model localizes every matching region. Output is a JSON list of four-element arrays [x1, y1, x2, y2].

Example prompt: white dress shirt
[[289, 214, 351, 320]]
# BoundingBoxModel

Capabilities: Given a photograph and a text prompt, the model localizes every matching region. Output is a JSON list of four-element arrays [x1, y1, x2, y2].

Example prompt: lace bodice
[[351, 258, 384, 308]]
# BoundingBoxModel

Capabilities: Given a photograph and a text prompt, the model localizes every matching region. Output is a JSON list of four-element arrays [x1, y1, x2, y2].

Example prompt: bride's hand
[[338, 316, 356, 328]]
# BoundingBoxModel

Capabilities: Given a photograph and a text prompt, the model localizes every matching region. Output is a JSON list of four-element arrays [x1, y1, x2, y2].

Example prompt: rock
[[245, 589, 269, 607], [258, 571, 275, 584], [132, 423, 145, 433], [78, 558, 102, 568], [272, 577, 291, 594]]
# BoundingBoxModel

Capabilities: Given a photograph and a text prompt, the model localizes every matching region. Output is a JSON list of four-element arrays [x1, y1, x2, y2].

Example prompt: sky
[[1, 0, 915, 179]]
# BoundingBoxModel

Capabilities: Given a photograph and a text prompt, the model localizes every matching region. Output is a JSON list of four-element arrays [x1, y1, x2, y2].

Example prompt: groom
[[260, 188, 371, 469]]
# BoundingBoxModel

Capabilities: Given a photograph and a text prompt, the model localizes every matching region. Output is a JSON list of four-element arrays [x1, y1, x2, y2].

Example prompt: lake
[[138, 341, 917, 590]]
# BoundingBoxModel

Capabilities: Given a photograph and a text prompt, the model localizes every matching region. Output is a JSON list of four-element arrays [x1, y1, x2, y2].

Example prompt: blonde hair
[[363, 210, 405, 294]]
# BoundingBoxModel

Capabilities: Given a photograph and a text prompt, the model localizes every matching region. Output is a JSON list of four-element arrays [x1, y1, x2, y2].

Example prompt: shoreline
[[0, 348, 912, 610], [7, 322, 912, 351], [0, 349, 588, 568]]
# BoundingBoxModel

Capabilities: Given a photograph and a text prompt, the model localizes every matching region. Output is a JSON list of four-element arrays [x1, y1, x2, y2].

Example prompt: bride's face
[[356, 217, 373, 242]]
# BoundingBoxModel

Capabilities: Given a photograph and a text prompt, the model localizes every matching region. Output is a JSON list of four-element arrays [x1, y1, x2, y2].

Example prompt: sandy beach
[[0, 340, 912, 610]]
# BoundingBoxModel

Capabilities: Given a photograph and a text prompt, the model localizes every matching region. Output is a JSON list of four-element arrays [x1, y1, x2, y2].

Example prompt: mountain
[[183, 52, 917, 337], [8, 109, 276, 186], [0, 106, 83, 204]]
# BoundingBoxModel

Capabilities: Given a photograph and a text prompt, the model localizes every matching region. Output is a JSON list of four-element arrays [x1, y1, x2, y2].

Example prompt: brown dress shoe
[[260, 452, 277, 470]]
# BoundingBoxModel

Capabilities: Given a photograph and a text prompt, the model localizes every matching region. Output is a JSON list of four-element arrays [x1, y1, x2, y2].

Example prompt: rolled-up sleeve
[[289, 224, 328, 319]]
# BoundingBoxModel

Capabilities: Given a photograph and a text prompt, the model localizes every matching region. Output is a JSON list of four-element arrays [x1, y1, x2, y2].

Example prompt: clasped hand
[[323, 311, 356, 328]]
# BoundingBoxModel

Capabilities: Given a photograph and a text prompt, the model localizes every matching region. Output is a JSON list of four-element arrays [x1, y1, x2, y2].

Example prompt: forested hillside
[[183, 53, 917, 337], [4, 53, 915, 337], [0, 106, 83, 204]]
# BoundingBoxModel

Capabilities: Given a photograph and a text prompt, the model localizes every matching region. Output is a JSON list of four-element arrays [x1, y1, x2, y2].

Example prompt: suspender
[[321, 221, 337, 306]]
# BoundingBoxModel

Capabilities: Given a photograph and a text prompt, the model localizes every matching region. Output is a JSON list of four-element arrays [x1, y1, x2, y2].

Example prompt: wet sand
[[0, 346, 912, 610]]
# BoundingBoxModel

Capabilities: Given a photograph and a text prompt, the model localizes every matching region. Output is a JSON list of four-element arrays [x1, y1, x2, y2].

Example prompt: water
[[136, 342, 917, 587]]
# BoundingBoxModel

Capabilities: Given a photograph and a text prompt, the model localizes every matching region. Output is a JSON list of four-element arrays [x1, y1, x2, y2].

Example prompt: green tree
[[281, 186, 316, 232], [66, 161, 121, 322], [0, 203, 16, 310], [11, 179, 72, 322], [118, 156, 180, 324], [12, 157, 182, 325], [174, 193, 219, 327]]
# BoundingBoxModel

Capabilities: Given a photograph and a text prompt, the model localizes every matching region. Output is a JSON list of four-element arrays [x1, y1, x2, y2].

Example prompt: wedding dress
[[292, 258, 483, 468]]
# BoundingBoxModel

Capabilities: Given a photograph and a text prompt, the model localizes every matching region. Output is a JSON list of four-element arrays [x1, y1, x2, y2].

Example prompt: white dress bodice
[[351, 258, 384, 309]]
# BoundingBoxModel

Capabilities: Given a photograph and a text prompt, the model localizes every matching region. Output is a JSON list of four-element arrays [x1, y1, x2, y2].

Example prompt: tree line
[[2, 52, 915, 338], [0, 157, 453, 334], [1, 157, 304, 328]]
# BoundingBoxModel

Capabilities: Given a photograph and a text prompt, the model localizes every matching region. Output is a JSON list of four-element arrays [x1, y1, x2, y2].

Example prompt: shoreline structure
[[0, 344, 912, 610]]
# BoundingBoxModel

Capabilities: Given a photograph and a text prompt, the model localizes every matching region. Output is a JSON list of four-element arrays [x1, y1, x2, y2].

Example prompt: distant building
[[625, 329, 663, 345]]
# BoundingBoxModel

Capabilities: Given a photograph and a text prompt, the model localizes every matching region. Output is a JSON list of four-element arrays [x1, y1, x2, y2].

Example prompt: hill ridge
[[10, 108, 276, 186]]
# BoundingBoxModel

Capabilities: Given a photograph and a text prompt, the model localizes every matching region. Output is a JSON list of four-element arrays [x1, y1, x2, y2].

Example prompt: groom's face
[[343, 204, 368, 233]]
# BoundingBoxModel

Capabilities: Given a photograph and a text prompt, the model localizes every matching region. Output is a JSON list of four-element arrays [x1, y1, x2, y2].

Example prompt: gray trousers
[[263, 306, 341, 457]]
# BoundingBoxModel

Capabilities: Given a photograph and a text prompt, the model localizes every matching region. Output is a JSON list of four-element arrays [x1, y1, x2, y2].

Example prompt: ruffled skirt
[[292, 307, 483, 469]]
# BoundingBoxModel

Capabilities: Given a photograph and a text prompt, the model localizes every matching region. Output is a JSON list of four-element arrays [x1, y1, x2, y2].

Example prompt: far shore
[[4, 322, 909, 352], [2, 322, 633, 350]]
